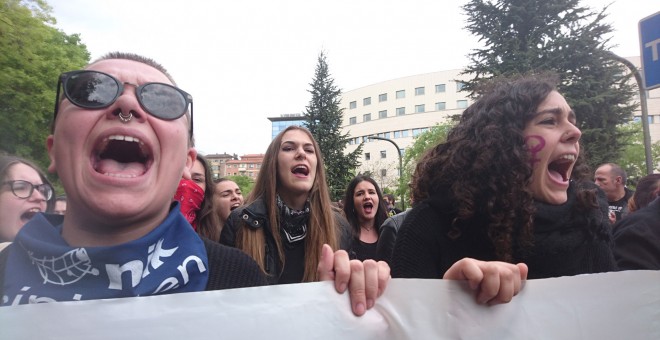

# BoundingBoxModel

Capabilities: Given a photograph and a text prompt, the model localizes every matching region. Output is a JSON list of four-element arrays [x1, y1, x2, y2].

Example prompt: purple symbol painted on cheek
[[524, 135, 545, 168]]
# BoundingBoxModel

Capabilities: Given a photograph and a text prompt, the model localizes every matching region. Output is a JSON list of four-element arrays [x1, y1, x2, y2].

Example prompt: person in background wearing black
[[613, 174, 660, 270], [342, 175, 389, 261], [594, 163, 634, 223]]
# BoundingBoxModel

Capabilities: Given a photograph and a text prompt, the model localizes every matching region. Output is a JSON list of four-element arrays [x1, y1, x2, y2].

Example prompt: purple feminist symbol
[[524, 135, 545, 168]]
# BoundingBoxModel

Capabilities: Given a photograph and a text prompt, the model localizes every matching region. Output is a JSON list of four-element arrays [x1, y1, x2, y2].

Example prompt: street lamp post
[[368, 136, 405, 210], [608, 52, 653, 175]]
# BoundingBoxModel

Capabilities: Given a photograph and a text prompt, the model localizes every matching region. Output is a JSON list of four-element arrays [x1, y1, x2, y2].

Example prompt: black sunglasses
[[2, 180, 54, 201], [53, 70, 193, 137]]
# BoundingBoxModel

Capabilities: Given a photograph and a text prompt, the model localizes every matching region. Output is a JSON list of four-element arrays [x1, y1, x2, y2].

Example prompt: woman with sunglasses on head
[[341, 175, 389, 261], [391, 76, 616, 294], [0, 155, 54, 244], [1, 54, 395, 315]]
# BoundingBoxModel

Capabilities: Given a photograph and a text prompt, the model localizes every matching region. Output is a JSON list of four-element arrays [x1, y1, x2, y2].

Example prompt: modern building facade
[[340, 58, 660, 190], [340, 69, 472, 189], [268, 113, 306, 139]]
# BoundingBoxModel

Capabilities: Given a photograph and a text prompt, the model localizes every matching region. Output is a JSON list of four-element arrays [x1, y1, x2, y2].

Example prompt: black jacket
[[391, 181, 617, 279], [613, 197, 660, 270], [220, 197, 352, 284], [376, 209, 411, 263]]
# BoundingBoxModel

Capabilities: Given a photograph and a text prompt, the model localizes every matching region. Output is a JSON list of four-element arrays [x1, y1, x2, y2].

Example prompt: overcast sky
[[47, 0, 657, 156]]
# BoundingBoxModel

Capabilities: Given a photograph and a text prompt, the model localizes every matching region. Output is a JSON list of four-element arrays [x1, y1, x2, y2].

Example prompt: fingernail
[[367, 299, 374, 309], [339, 282, 347, 292], [355, 303, 366, 315]]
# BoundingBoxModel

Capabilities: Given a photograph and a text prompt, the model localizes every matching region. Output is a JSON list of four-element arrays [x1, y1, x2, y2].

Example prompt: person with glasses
[[0, 53, 390, 316], [0, 52, 267, 306], [0, 155, 54, 244]]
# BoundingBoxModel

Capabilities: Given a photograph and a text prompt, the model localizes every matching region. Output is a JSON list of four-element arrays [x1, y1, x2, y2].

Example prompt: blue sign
[[639, 11, 660, 90]]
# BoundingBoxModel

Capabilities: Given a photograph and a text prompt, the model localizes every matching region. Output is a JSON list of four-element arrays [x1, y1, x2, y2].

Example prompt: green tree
[[461, 0, 636, 169], [615, 121, 660, 187], [398, 122, 456, 204], [304, 51, 362, 200], [227, 175, 255, 197], [0, 0, 90, 170]]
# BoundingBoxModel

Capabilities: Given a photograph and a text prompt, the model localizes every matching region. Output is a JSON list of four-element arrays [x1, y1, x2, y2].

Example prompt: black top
[[279, 241, 306, 284], [376, 209, 410, 263], [391, 181, 617, 279], [202, 238, 268, 290], [221, 198, 352, 285], [351, 239, 378, 261], [612, 197, 660, 270], [608, 187, 634, 222]]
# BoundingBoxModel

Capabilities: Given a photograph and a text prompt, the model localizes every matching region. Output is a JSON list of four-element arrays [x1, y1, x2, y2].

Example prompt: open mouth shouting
[[547, 153, 576, 184], [93, 134, 153, 179], [291, 164, 309, 177], [362, 201, 374, 215], [20, 207, 43, 224]]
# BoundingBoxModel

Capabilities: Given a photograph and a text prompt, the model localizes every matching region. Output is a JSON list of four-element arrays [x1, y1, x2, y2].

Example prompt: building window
[[380, 169, 387, 177], [394, 130, 410, 138], [365, 152, 371, 161], [363, 113, 371, 122], [415, 104, 425, 113], [380, 150, 387, 159], [456, 82, 466, 91], [396, 107, 405, 116], [349, 117, 356, 125], [378, 93, 387, 102], [396, 90, 405, 99], [363, 97, 371, 106], [349, 101, 356, 109], [457, 100, 468, 109], [435, 84, 446, 93], [379, 110, 387, 119], [415, 87, 425, 96], [435, 102, 446, 111], [384, 131, 390, 139]]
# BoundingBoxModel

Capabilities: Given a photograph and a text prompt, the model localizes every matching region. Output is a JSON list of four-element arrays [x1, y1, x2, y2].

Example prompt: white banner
[[1, 270, 658, 339]]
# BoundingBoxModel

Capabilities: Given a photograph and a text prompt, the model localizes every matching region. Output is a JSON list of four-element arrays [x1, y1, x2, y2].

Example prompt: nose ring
[[118, 110, 133, 123]]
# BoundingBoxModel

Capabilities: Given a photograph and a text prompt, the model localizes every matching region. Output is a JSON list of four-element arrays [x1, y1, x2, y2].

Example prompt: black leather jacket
[[376, 209, 411, 263], [220, 197, 352, 284]]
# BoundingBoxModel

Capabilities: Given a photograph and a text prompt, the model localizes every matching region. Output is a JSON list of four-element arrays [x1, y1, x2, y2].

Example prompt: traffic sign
[[639, 11, 660, 90]]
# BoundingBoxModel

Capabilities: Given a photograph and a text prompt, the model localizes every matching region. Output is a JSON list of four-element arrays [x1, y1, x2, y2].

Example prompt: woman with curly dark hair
[[391, 75, 617, 280]]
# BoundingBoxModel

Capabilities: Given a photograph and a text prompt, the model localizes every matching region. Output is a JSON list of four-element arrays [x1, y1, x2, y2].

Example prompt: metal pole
[[608, 52, 653, 175], [369, 136, 405, 210]]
